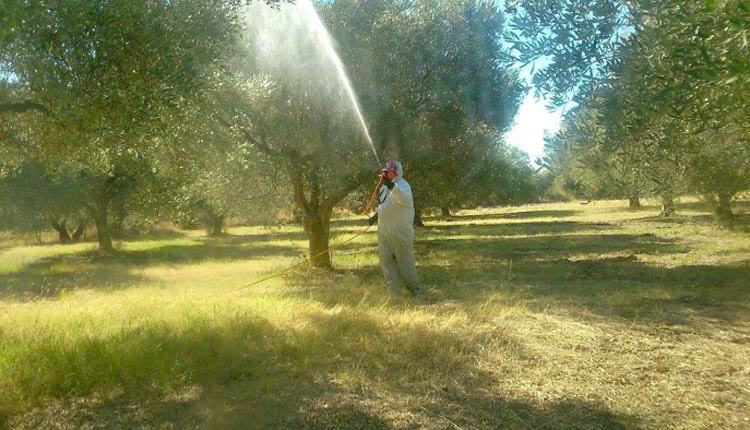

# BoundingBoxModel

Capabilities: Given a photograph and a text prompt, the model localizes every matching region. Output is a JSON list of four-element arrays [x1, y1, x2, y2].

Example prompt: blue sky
[[500, 41, 565, 166], [501, 2, 632, 166]]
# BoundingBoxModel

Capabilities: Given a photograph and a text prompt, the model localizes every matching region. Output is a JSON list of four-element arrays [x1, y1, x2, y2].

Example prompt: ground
[[1, 198, 748, 429]]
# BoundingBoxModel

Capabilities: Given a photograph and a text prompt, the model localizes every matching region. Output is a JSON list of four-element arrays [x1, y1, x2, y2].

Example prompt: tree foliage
[[0, 0, 246, 250], [1, 0, 537, 258], [0, 162, 86, 240], [513, 0, 750, 220], [212, 0, 528, 267], [324, 0, 526, 214]]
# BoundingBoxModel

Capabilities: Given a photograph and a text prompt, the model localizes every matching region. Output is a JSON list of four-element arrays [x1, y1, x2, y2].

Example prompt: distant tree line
[[508, 0, 749, 223]]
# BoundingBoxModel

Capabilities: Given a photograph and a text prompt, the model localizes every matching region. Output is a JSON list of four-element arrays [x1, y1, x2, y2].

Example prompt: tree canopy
[[0, 0, 543, 258], [324, 0, 526, 215], [512, 0, 750, 220]]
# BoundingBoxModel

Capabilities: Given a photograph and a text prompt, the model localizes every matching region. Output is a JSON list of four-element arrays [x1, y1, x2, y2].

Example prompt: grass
[[1, 198, 748, 429]]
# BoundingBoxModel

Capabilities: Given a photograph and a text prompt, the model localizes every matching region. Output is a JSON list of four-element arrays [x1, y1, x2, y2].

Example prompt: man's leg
[[394, 242, 420, 293], [378, 236, 401, 291]]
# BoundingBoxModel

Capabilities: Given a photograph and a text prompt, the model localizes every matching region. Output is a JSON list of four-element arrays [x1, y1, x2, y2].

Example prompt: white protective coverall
[[377, 161, 421, 293]]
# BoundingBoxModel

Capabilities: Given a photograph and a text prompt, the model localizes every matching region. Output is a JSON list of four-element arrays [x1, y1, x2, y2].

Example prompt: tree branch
[[323, 167, 372, 213], [217, 115, 277, 156], [287, 154, 310, 215], [0, 100, 49, 114]]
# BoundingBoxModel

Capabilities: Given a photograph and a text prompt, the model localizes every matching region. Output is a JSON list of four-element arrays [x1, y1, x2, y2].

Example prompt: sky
[[499, 48, 566, 166], [503, 93, 564, 165]]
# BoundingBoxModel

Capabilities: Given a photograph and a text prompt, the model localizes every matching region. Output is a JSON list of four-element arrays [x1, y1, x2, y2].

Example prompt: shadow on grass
[[499, 209, 582, 219], [416, 228, 748, 324], [621, 199, 750, 231], [113, 242, 297, 266], [332, 226, 748, 327], [420, 232, 679, 261], [330, 218, 373, 229], [512, 259, 749, 325], [219, 229, 311, 242], [632, 213, 750, 233], [421, 210, 583, 223], [2, 304, 641, 429], [0, 264, 146, 302], [330, 211, 585, 230], [4, 203, 748, 428], [673, 199, 750, 213], [424, 392, 638, 430], [0, 237, 300, 302], [420, 220, 612, 238]]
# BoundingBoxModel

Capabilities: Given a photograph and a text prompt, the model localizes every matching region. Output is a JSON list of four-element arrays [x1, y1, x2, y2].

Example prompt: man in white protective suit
[[375, 160, 421, 294]]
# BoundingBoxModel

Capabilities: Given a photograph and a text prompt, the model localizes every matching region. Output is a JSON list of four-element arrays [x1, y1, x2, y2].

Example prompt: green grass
[[1, 198, 748, 429]]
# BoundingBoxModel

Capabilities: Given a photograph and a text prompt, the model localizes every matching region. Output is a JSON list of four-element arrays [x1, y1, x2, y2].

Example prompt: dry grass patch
[[1, 199, 748, 428]]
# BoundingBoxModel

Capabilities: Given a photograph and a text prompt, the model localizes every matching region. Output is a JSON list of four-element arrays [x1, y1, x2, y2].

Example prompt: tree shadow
[[673, 199, 750, 213], [421, 210, 582, 223], [498, 209, 582, 219], [329, 222, 748, 328], [113, 242, 298, 266], [422, 392, 639, 429], [439, 220, 610, 235], [250, 404, 392, 429], [0, 238, 300, 302], [223, 225, 377, 246], [632, 212, 750, 233], [419, 230, 748, 325], [421, 231, 679, 261], [2, 306, 640, 430], [331, 211, 586, 230], [331, 218, 374, 229], [5, 204, 747, 428], [4, 316, 297, 428], [514, 258, 749, 326], [5, 304, 644, 428], [220, 229, 311, 242]]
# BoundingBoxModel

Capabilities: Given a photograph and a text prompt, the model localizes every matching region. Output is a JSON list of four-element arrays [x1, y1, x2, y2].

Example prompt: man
[[373, 160, 421, 294]]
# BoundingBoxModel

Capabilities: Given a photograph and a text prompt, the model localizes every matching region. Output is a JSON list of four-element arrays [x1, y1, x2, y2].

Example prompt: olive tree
[[0, 0, 246, 251], [324, 0, 525, 216], [510, 0, 749, 218]]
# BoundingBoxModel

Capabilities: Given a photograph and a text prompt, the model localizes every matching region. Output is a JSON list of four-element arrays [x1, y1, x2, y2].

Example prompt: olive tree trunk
[[715, 192, 734, 224], [659, 189, 676, 217], [85, 174, 127, 253], [628, 193, 641, 209], [286, 156, 368, 270], [207, 210, 225, 237], [304, 207, 332, 269], [50, 219, 72, 243], [89, 203, 114, 253], [71, 219, 87, 241]]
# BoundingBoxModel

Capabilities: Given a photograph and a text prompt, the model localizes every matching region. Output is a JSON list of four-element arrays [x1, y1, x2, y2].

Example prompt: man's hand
[[368, 213, 378, 226]]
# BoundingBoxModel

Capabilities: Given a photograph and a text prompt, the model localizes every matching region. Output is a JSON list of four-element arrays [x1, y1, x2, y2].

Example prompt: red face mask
[[380, 161, 397, 178]]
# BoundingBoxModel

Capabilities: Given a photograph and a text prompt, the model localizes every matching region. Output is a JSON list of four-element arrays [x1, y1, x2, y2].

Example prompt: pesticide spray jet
[[242, 0, 380, 166]]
